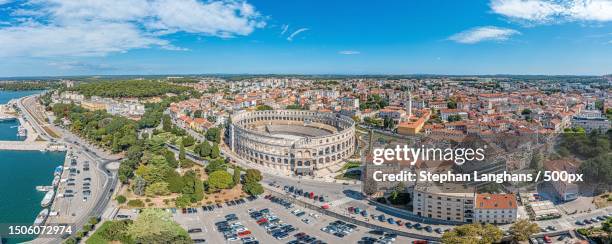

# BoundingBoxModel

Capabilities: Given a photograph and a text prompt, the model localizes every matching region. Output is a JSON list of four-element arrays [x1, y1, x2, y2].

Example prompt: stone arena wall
[[229, 110, 356, 176]]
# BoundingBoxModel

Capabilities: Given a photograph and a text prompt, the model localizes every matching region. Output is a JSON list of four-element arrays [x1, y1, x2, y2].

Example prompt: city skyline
[[0, 0, 611, 76]]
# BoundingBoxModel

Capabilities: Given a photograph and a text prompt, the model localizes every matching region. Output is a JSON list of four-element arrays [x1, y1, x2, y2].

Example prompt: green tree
[[390, 182, 405, 201], [115, 195, 127, 204], [174, 195, 191, 208], [133, 175, 146, 196], [180, 171, 204, 203], [205, 127, 221, 143], [162, 115, 172, 132], [509, 219, 540, 242], [530, 151, 542, 170], [580, 154, 612, 186], [99, 220, 133, 243], [127, 199, 145, 208], [243, 182, 264, 196], [207, 170, 233, 192], [447, 99, 457, 109], [211, 143, 220, 158], [441, 223, 503, 244], [199, 141, 212, 158], [181, 135, 195, 147], [205, 158, 226, 173], [521, 108, 532, 115], [232, 167, 241, 186], [244, 169, 262, 183], [164, 150, 178, 168], [179, 142, 186, 160], [256, 105, 273, 111], [164, 170, 185, 193], [447, 115, 462, 122], [603, 217, 612, 237], [127, 209, 191, 244], [145, 182, 171, 197]]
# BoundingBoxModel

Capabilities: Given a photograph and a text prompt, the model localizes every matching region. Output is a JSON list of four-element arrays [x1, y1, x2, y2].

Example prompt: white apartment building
[[412, 184, 476, 223], [474, 193, 518, 224]]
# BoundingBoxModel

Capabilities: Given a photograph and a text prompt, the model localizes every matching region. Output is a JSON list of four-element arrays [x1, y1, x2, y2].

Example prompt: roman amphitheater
[[228, 110, 356, 176]]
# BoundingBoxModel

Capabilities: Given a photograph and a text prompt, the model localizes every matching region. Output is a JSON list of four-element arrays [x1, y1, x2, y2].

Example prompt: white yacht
[[33, 209, 49, 226], [40, 190, 55, 207]]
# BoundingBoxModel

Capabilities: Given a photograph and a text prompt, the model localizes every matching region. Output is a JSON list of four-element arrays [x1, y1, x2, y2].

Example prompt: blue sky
[[0, 0, 611, 76]]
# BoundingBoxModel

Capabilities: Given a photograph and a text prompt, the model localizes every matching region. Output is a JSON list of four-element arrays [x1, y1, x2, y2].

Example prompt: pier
[[0, 141, 67, 151]]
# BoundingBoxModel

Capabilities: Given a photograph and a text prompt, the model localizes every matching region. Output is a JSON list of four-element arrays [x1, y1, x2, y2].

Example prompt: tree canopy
[[127, 209, 191, 244], [441, 223, 503, 244], [509, 219, 540, 242], [71, 80, 192, 98], [207, 170, 233, 192]]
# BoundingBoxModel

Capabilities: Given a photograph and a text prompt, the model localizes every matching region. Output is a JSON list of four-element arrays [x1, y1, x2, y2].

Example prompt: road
[[18, 95, 121, 244]]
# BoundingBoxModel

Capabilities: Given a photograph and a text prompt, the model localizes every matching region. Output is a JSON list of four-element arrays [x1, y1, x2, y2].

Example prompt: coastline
[[0, 91, 66, 244]]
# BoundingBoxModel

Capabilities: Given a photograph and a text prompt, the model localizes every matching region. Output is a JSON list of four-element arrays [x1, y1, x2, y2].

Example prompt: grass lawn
[[337, 161, 361, 172], [85, 221, 112, 244], [153, 131, 179, 143], [334, 172, 361, 180]]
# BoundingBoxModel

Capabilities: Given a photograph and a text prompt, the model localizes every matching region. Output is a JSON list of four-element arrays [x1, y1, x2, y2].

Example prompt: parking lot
[[47, 149, 102, 225], [170, 195, 419, 244]]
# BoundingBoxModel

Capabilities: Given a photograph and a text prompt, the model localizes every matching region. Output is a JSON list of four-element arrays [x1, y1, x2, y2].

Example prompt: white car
[[301, 218, 312, 224]]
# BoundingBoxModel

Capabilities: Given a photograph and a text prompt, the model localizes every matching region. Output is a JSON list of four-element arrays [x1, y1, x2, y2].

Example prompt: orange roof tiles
[[475, 193, 517, 209]]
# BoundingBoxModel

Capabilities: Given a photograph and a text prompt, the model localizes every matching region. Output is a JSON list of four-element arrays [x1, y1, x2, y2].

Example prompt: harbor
[[0, 98, 67, 151], [0, 91, 67, 244]]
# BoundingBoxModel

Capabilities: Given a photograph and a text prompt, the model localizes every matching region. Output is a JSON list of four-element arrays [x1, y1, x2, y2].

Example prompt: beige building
[[81, 101, 107, 111], [412, 183, 475, 223], [474, 193, 518, 224], [544, 159, 580, 201]]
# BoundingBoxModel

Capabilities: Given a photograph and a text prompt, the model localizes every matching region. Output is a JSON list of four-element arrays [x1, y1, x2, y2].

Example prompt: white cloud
[[287, 28, 309, 41], [338, 50, 360, 55], [449, 26, 521, 44], [0, 0, 265, 57], [47, 61, 117, 71], [0, 0, 11, 5], [490, 0, 612, 23], [280, 24, 289, 35], [0, 22, 169, 57]]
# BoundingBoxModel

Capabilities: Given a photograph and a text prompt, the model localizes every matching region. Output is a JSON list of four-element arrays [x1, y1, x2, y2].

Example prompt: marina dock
[[0, 141, 66, 151]]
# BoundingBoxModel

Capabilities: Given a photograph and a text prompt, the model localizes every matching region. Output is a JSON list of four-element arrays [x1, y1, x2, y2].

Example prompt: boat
[[33, 209, 49, 226], [36, 186, 53, 192], [41, 190, 55, 207], [16, 126, 26, 137], [52, 175, 60, 187], [53, 166, 63, 176]]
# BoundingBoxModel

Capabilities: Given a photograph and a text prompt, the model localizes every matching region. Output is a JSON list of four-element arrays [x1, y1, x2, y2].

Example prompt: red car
[[256, 218, 268, 224], [238, 230, 251, 237]]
